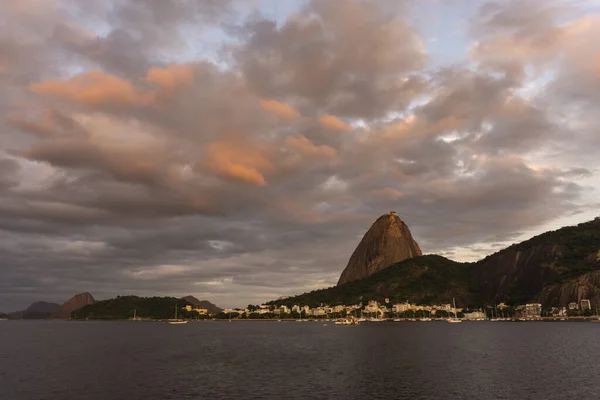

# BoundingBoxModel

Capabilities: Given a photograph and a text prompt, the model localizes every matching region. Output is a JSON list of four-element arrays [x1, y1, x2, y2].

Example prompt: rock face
[[474, 244, 561, 304], [475, 218, 600, 305], [337, 211, 422, 285], [54, 292, 95, 319], [536, 271, 600, 307], [181, 295, 223, 314]]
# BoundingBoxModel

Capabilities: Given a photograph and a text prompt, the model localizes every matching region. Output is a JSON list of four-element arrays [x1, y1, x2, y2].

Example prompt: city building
[[393, 303, 409, 313], [525, 303, 542, 318], [365, 301, 380, 313], [463, 311, 486, 320], [331, 305, 345, 313], [581, 299, 591, 311], [184, 305, 209, 314]]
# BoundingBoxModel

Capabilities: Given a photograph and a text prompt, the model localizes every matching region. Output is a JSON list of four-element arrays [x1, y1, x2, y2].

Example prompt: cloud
[[0, 0, 599, 311], [285, 135, 337, 158], [260, 100, 301, 120], [204, 141, 274, 186], [30, 71, 146, 106], [319, 115, 352, 132]]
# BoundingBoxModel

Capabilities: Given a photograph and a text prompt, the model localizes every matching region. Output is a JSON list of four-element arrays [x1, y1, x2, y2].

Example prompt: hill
[[181, 296, 222, 314], [7, 301, 61, 319], [474, 218, 600, 305], [72, 296, 199, 320], [54, 292, 95, 319], [270, 218, 600, 308], [271, 255, 478, 308]]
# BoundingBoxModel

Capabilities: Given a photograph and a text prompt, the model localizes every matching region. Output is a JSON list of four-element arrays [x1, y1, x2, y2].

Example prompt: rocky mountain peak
[[337, 212, 422, 285], [54, 292, 95, 319]]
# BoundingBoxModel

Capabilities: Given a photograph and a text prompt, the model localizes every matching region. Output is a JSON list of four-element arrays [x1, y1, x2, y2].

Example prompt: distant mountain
[[54, 292, 95, 319], [337, 211, 422, 285], [181, 296, 222, 314], [271, 217, 600, 308], [7, 301, 61, 319], [272, 255, 477, 308], [72, 296, 198, 320], [27, 301, 61, 314]]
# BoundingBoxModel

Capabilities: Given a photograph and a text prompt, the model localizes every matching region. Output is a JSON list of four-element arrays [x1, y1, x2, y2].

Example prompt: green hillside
[[270, 255, 479, 308], [475, 218, 600, 304], [71, 296, 200, 320]]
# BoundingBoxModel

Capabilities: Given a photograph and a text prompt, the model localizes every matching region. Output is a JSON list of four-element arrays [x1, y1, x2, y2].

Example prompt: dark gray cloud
[[0, 0, 598, 312]]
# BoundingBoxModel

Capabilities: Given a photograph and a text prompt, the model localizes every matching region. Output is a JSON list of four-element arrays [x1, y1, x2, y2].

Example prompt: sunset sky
[[1, 0, 599, 311]]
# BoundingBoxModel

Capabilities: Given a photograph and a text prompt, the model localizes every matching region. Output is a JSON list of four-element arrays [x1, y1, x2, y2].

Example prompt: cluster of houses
[[219, 298, 596, 320], [222, 299, 459, 319]]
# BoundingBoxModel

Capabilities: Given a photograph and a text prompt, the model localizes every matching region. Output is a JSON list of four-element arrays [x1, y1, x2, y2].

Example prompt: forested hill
[[71, 296, 198, 320], [474, 218, 600, 305], [269, 218, 600, 308], [270, 255, 478, 308]]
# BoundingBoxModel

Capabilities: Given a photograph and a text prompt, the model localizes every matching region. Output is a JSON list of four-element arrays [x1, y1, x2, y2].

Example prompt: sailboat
[[447, 298, 462, 323], [167, 304, 188, 325]]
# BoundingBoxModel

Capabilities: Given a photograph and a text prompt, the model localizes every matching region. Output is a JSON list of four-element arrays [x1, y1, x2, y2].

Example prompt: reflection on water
[[0, 321, 597, 400]]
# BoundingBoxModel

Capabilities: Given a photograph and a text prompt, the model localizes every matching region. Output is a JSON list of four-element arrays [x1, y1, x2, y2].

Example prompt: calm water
[[1, 320, 599, 400]]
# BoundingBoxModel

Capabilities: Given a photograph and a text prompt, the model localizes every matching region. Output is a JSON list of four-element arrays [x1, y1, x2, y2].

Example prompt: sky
[[1, 0, 600, 311]]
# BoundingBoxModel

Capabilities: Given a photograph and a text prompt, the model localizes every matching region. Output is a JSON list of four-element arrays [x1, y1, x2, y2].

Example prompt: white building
[[463, 311, 486, 320], [581, 299, 591, 311], [525, 303, 542, 318], [365, 302, 380, 313], [393, 303, 410, 313], [331, 305, 345, 313]]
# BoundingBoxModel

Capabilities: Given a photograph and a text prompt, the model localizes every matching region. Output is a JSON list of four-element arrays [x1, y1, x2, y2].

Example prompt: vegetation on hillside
[[479, 218, 600, 284], [269, 255, 480, 308], [71, 296, 202, 320]]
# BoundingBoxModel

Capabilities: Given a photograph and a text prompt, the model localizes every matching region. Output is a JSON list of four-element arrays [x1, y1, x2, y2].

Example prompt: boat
[[167, 304, 188, 325], [335, 317, 360, 326], [448, 298, 462, 323]]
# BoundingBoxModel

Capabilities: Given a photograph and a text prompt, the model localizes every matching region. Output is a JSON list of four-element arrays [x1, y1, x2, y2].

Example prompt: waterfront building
[[393, 303, 409, 313], [331, 305, 345, 313], [525, 303, 542, 318], [312, 308, 326, 316], [365, 302, 380, 313], [184, 305, 209, 314], [463, 311, 486, 320], [581, 299, 591, 310]]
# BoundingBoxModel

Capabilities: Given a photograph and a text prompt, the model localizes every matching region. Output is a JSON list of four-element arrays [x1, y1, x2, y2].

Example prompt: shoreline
[[6, 316, 599, 323]]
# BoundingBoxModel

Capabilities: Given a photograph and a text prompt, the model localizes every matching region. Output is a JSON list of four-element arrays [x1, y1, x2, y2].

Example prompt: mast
[[453, 298, 457, 319], [174, 304, 178, 320]]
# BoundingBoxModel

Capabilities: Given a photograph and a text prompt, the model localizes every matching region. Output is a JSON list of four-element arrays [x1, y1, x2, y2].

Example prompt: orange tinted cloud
[[146, 65, 195, 90], [29, 71, 147, 106], [206, 141, 273, 186], [319, 115, 352, 131], [285, 135, 337, 158], [260, 100, 301, 120]]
